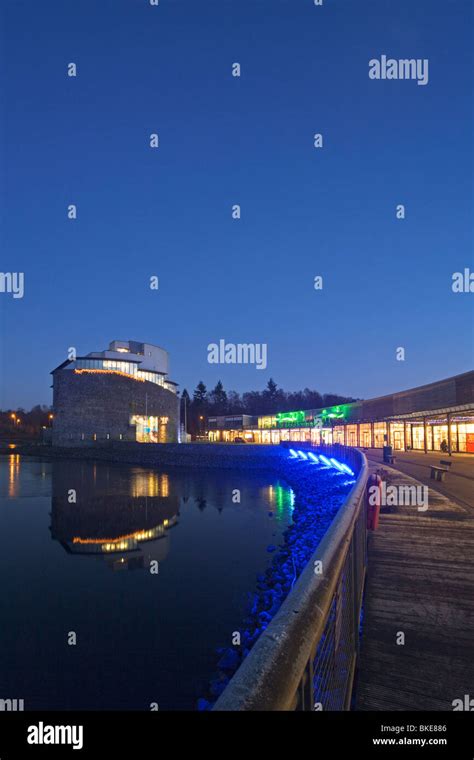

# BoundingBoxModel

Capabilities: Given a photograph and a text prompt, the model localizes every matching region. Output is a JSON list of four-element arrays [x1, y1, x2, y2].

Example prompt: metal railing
[[213, 445, 368, 711]]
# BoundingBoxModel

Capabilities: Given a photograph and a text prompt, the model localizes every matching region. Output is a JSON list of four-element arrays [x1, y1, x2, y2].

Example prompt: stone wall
[[52, 370, 179, 446], [22, 440, 288, 470]]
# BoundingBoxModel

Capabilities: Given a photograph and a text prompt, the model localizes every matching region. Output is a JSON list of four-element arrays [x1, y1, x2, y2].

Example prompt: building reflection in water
[[50, 461, 179, 572], [8, 454, 21, 498]]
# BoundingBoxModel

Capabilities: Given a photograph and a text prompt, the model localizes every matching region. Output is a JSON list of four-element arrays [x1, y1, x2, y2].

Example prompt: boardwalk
[[363, 449, 474, 511], [356, 457, 474, 711]]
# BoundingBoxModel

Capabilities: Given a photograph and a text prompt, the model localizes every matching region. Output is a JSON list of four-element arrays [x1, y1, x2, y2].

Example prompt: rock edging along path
[[356, 462, 474, 711], [196, 448, 358, 709]]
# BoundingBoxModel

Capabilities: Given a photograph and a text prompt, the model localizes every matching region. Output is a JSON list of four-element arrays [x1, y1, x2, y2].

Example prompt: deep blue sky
[[0, 0, 472, 409]]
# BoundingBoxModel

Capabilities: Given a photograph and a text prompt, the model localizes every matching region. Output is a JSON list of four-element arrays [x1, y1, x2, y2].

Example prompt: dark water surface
[[0, 455, 294, 710]]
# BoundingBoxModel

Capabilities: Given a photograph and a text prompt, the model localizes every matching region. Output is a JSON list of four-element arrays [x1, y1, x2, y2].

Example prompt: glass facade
[[412, 425, 424, 449], [258, 416, 277, 429], [458, 423, 474, 452], [207, 416, 474, 452], [389, 422, 405, 450], [76, 358, 138, 375], [74, 358, 175, 391], [346, 425, 358, 447], [359, 423, 372, 448], [373, 423, 387, 448]]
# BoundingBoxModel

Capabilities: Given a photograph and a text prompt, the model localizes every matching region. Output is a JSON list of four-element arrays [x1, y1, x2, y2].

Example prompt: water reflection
[[50, 461, 179, 571], [8, 454, 20, 497], [0, 456, 295, 709], [265, 483, 295, 520]]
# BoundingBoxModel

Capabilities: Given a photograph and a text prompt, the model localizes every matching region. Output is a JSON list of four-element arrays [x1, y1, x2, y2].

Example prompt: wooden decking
[[356, 462, 474, 711]]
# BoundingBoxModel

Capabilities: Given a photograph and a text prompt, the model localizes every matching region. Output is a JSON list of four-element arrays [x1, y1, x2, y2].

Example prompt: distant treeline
[[0, 405, 53, 440], [181, 379, 356, 436]]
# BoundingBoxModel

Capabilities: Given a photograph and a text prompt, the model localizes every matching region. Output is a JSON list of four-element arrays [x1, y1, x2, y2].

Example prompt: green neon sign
[[276, 410, 305, 428], [275, 404, 350, 429], [321, 405, 349, 422]]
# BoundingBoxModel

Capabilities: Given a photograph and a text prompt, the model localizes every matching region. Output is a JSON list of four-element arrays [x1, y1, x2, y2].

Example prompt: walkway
[[356, 458, 474, 710], [363, 448, 474, 512]]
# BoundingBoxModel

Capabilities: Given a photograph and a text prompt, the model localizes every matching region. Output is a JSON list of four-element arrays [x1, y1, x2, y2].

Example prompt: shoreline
[[9, 441, 289, 472]]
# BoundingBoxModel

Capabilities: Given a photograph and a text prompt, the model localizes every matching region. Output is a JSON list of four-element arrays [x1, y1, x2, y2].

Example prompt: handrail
[[214, 446, 368, 711]]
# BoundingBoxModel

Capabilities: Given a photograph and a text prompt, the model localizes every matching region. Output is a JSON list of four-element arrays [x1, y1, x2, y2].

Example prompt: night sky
[[0, 0, 472, 409]]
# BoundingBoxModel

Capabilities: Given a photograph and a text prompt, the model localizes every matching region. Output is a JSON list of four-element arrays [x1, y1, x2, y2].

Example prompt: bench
[[384, 455, 396, 464], [440, 459, 453, 468], [430, 465, 449, 481]]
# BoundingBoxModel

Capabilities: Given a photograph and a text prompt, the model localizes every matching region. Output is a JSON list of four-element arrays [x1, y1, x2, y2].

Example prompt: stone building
[[51, 340, 179, 446]]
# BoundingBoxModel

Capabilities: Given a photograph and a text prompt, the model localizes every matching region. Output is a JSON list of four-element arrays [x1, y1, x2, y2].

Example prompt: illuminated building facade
[[208, 372, 474, 454], [51, 340, 179, 446]]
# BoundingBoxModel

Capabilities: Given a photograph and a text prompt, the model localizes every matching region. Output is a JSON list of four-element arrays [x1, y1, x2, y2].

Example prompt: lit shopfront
[[206, 372, 474, 454], [131, 415, 169, 443]]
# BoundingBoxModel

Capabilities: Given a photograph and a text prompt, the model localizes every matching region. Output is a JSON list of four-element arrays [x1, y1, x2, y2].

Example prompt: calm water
[[0, 454, 294, 710]]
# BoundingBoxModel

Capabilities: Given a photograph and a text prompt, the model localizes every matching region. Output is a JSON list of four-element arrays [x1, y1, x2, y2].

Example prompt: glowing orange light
[[72, 527, 159, 545], [8, 454, 20, 497], [74, 369, 145, 382]]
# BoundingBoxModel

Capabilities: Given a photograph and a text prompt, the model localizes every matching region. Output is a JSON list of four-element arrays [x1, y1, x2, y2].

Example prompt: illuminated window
[[131, 415, 166, 443], [373, 423, 386, 448], [346, 425, 358, 447], [389, 422, 405, 450], [359, 424, 372, 447]]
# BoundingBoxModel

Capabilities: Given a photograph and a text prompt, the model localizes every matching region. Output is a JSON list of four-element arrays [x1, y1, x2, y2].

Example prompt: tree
[[189, 382, 208, 438], [266, 378, 278, 397], [209, 381, 227, 414], [193, 381, 207, 404], [182, 378, 355, 437], [226, 390, 243, 414]]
